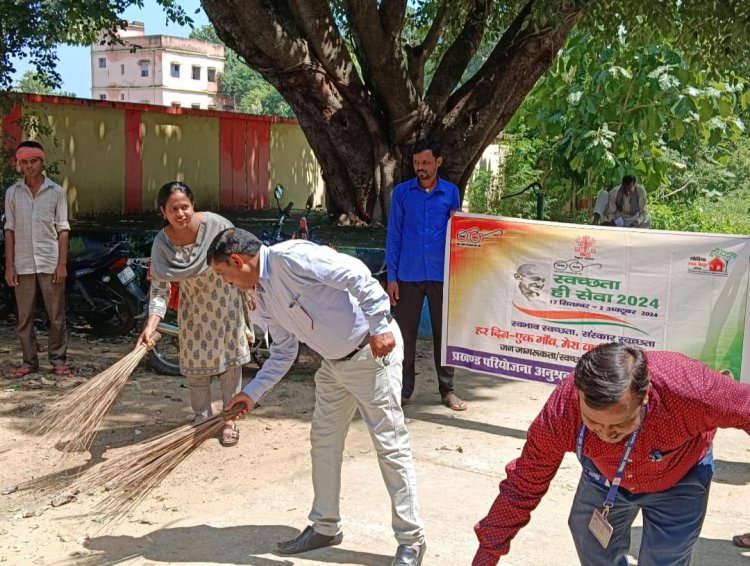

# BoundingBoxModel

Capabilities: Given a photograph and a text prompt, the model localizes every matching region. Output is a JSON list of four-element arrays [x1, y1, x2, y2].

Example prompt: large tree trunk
[[202, 0, 582, 224]]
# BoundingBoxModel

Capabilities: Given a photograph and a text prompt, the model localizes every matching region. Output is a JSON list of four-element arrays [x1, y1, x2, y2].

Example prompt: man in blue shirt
[[385, 139, 466, 411], [207, 228, 426, 566]]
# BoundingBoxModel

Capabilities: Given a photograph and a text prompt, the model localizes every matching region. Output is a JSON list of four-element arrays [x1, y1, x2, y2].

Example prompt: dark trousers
[[569, 450, 713, 565], [15, 273, 67, 369], [393, 280, 454, 398]]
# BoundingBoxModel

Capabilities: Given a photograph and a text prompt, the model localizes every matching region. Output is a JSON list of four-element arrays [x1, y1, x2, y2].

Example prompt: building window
[[171, 101, 181, 107], [98, 57, 107, 68], [207, 68, 216, 82], [120, 93, 125, 101], [120, 64, 125, 75], [170, 63, 180, 78], [191, 103, 201, 109], [99, 94, 106, 100], [139, 60, 149, 77], [191, 66, 201, 80]]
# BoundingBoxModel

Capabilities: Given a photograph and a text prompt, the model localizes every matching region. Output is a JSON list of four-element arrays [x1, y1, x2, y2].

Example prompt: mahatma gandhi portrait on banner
[[514, 263, 546, 300]]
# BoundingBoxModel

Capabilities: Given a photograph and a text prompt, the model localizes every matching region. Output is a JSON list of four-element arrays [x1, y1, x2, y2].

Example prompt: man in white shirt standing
[[207, 227, 427, 566], [3, 141, 71, 380]]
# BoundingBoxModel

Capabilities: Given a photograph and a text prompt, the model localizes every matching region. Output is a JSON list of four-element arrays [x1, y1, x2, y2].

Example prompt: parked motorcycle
[[260, 184, 293, 246], [355, 249, 388, 288], [293, 191, 325, 243], [0, 235, 146, 336], [140, 268, 269, 376]]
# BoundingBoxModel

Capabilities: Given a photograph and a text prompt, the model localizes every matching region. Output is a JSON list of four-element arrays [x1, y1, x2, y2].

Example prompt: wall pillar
[[124, 108, 142, 214]]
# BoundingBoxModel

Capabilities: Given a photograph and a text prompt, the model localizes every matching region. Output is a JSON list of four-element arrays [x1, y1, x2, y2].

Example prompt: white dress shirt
[[244, 240, 392, 402]]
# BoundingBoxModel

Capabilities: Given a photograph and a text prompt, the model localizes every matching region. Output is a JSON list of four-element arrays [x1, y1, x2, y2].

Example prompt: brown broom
[[36, 333, 161, 454], [56, 404, 245, 521]]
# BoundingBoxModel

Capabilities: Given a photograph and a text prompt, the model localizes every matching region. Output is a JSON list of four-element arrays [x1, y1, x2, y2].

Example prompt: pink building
[[91, 22, 228, 110]]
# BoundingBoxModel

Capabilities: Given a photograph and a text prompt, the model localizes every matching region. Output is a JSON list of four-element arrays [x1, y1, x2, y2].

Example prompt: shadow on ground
[[713, 458, 750, 486], [72, 524, 391, 566], [630, 526, 750, 565]]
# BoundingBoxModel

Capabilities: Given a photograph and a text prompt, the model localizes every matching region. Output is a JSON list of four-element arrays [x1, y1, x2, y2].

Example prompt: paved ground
[[1, 324, 749, 565]]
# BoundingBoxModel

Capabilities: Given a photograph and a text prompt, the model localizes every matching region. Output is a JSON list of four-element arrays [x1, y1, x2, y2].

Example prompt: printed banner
[[443, 213, 750, 384]]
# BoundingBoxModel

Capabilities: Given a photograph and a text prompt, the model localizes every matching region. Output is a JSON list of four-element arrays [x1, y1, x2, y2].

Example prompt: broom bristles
[[58, 406, 243, 521], [37, 333, 161, 453]]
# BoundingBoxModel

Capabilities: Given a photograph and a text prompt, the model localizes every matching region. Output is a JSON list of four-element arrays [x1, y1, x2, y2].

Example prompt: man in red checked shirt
[[473, 342, 750, 566]]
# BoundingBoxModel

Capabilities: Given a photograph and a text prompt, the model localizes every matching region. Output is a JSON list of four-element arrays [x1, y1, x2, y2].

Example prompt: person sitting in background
[[592, 175, 651, 228]]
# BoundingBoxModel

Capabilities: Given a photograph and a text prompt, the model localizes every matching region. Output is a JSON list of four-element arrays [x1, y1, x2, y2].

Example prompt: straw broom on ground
[[56, 405, 244, 521], [36, 333, 161, 454]]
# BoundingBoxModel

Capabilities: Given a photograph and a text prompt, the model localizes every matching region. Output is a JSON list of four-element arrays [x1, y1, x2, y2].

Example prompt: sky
[[11, 0, 209, 98]]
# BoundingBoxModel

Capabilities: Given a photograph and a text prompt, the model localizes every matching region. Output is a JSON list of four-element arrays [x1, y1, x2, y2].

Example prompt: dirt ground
[[1, 320, 749, 566]]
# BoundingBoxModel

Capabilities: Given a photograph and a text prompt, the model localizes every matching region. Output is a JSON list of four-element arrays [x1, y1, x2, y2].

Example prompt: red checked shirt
[[473, 351, 750, 565]]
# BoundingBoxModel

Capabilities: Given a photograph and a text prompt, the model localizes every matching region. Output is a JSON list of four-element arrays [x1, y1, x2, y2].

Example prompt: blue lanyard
[[576, 405, 647, 508]]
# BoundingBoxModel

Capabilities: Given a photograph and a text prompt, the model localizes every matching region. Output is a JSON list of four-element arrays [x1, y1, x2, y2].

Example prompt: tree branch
[[660, 179, 694, 199], [204, 0, 303, 72], [287, 0, 390, 145], [379, 0, 408, 37], [343, 0, 423, 140], [438, 1, 584, 188], [286, 1, 373, 101], [405, 0, 450, 93], [425, 0, 494, 112]]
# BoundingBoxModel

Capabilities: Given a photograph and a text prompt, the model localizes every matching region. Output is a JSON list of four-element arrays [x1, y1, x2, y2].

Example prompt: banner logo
[[575, 235, 598, 258], [687, 248, 737, 276], [456, 227, 504, 248]]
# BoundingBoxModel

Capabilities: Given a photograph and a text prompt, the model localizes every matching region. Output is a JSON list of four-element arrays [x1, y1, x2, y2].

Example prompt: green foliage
[[13, 71, 54, 95], [649, 137, 750, 234], [239, 83, 293, 118], [1, 107, 63, 199], [466, 169, 493, 214], [467, 136, 547, 219], [649, 189, 750, 235], [0, 0, 192, 92], [513, 30, 748, 196], [13, 71, 76, 97], [189, 25, 293, 118]]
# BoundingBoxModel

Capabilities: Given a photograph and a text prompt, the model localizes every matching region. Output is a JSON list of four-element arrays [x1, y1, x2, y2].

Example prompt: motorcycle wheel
[[148, 324, 269, 376], [148, 333, 181, 376], [85, 281, 138, 336]]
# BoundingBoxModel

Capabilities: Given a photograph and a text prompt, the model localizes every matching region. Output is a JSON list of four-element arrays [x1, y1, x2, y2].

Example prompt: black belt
[[337, 314, 394, 361], [337, 334, 370, 361]]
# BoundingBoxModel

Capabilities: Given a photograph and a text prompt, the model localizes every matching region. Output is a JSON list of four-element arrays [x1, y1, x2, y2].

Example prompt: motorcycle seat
[[68, 242, 128, 270]]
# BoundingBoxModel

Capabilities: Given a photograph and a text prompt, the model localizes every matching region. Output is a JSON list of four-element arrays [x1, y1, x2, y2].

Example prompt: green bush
[[651, 189, 750, 235]]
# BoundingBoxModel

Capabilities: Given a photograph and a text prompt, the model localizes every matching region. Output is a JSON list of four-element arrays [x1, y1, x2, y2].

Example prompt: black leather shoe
[[277, 525, 343, 555], [391, 541, 426, 566]]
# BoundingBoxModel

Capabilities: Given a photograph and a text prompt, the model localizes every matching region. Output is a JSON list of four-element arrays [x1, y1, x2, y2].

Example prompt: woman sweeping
[[136, 181, 253, 446]]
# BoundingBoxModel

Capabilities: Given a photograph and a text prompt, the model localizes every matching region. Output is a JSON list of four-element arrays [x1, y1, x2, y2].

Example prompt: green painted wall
[[140, 113, 220, 211], [29, 102, 126, 216], [270, 122, 324, 211]]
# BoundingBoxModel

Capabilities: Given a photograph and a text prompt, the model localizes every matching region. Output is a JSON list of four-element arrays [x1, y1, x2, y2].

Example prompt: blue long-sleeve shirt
[[385, 176, 460, 283], [243, 240, 392, 403]]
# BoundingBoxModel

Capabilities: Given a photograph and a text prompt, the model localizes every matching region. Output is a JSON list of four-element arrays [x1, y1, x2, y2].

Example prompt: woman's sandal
[[220, 422, 240, 447], [3, 367, 37, 379]]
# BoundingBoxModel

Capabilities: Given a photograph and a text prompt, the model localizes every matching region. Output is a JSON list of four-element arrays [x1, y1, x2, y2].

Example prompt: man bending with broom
[[207, 228, 426, 566]]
